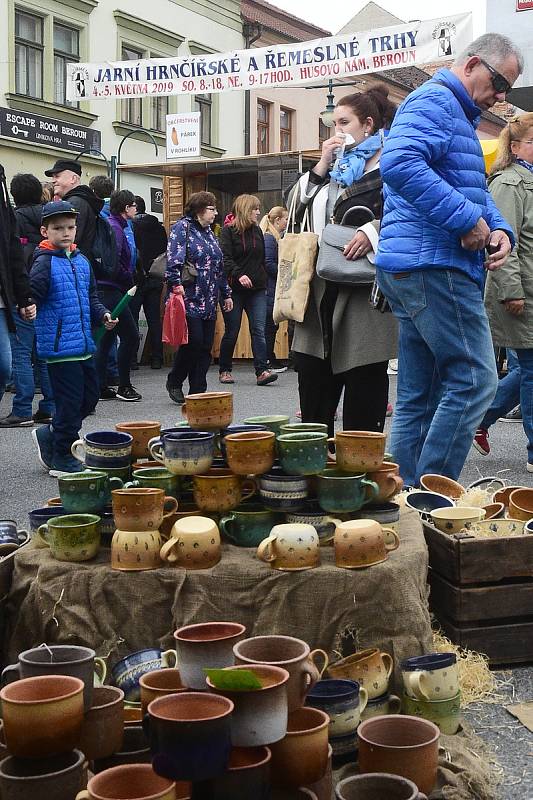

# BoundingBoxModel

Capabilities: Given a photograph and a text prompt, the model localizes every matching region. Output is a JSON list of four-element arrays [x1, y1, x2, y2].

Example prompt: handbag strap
[[287, 178, 318, 234]]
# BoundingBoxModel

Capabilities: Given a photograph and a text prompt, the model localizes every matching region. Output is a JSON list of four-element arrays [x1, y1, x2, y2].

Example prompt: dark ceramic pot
[[0, 750, 86, 800], [259, 468, 308, 512]]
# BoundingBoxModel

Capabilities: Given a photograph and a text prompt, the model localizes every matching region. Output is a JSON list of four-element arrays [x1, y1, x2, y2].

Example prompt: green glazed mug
[[243, 415, 290, 436], [317, 469, 379, 513], [125, 468, 180, 500], [279, 422, 328, 435], [37, 514, 101, 562], [277, 432, 329, 476], [58, 471, 123, 514], [86, 464, 131, 482], [219, 505, 280, 547]]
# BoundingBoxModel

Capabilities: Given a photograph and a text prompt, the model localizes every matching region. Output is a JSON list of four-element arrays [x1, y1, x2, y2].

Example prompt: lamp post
[[74, 148, 111, 174], [320, 80, 336, 128], [110, 129, 159, 189]]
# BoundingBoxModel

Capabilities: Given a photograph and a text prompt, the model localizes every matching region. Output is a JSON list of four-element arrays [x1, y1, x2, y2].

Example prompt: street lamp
[[111, 129, 159, 189], [320, 80, 336, 128], [74, 148, 111, 174]]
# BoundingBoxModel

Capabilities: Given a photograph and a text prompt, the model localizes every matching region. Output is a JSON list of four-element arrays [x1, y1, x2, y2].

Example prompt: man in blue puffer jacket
[[376, 33, 523, 485]]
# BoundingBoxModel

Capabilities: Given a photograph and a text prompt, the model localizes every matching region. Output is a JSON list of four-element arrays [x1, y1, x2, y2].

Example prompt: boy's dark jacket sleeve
[[29, 251, 51, 305]]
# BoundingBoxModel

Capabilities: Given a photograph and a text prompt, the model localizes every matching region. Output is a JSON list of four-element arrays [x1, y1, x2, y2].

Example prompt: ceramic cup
[[93, 726, 151, 772], [280, 423, 329, 435], [192, 469, 256, 514], [111, 487, 178, 532], [37, 514, 101, 562], [224, 430, 276, 475], [144, 692, 234, 782], [257, 522, 320, 571], [182, 391, 233, 430], [328, 648, 394, 700], [0, 750, 86, 800], [286, 504, 342, 545], [234, 634, 329, 712], [334, 519, 400, 569], [0, 675, 84, 758], [356, 502, 401, 543], [207, 664, 289, 746], [140, 668, 188, 716], [111, 529, 163, 571], [335, 773, 428, 800], [429, 506, 485, 534], [218, 424, 266, 459], [401, 653, 459, 701], [77, 686, 125, 761], [174, 621, 246, 690], [58, 471, 123, 514], [76, 764, 176, 800], [509, 488, 533, 521], [125, 468, 180, 499], [366, 462, 404, 502], [2, 644, 106, 711], [219, 505, 280, 547], [71, 431, 133, 469], [357, 715, 440, 796], [277, 433, 329, 476], [243, 415, 290, 436], [86, 464, 132, 482], [210, 746, 271, 800], [361, 692, 402, 720], [111, 648, 178, 703], [317, 470, 379, 514], [160, 516, 221, 569], [270, 706, 330, 788], [306, 679, 368, 738], [149, 431, 215, 476], [402, 691, 461, 735], [330, 431, 386, 473], [0, 521, 20, 554], [116, 421, 161, 459], [259, 468, 309, 512], [28, 507, 66, 547]]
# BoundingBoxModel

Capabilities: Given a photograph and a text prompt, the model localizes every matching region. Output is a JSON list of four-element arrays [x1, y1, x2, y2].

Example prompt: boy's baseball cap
[[44, 159, 82, 177], [41, 201, 79, 222]]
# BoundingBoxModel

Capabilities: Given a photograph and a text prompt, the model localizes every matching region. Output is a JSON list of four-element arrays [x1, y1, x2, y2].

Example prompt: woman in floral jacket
[[165, 191, 232, 403]]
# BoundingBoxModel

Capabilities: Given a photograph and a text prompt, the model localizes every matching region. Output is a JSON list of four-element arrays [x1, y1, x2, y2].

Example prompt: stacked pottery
[[110, 487, 178, 571], [401, 652, 461, 735], [71, 430, 134, 481]]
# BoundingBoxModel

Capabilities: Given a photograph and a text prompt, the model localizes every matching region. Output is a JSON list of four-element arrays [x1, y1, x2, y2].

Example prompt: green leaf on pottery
[[204, 668, 262, 690]]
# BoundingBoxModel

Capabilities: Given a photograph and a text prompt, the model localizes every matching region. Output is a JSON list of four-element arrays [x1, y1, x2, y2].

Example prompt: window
[[280, 107, 292, 152], [257, 100, 270, 154], [15, 10, 43, 99], [150, 53, 168, 133], [121, 46, 143, 126], [54, 23, 79, 107], [194, 94, 212, 146], [318, 118, 330, 147]]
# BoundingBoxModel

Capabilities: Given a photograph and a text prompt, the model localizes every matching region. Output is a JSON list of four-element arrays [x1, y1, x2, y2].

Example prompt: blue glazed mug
[[306, 678, 368, 738], [144, 692, 234, 782], [317, 470, 379, 514], [58, 471, 123, 514], [71, 431, 133, 469], [0, 521, 20, 555], [111, 648, 177, 703], [149, 431, 215, 476]]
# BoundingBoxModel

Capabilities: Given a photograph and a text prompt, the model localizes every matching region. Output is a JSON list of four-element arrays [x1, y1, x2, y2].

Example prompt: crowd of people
[[0, 32, 531, 480]]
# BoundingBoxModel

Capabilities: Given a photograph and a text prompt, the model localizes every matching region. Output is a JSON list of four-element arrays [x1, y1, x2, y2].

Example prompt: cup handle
[[388, 693, 402, 714], [257, 535, 277, 563], [309, 648, 329, 677], [94, 657, 107, 684], [162, 496, 179, 519], [321, 518, 342, 545], [382, 652, 394, 680], [149, 439, 164, 464], [124, 480, 140, 489], [109, 477, 123, 491], [412, 671, 431, 701], [360, 478, 379, 504], [382, 528, 400, 551], [36, 523, 50, 548], [358, 686, 368, 714], [1, 663, 21, 685], [416, 794, 428, 800], [241, 478, 257, 503], [405, 671, 430, 701], [75, 793, 90, 800], [71, 439, 85, 463], [160, 538, 180, 563], [161, 649, 178, 668], [219, 515, 236, 543]]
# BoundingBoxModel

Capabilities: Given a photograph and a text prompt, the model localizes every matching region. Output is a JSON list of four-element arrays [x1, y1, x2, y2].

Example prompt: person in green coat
[[474, 113, 533, 470]]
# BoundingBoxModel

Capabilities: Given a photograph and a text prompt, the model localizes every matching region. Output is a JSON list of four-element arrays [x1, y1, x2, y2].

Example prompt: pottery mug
[[286, 504, 342, 545], [2, 644, 107, 711], [76, 764, 176, 800], [111, 648, 178, 703], [92, 726, 151, 772], [139, 668, 187, 716], [335, 773, 428, 800], [77, 686, 125, 761], [366, 462, 404, 502], [361, 692, 402, 720], [125, 468, 180, 500], [116, 420, 161, 459], [111, 487, 178, 532], [259, 468, 309, 512], [192, 469, 256, 514], [37, 514, 101, 562], [111, 529, 163, 571], [71, 431, 133, 469], [328, 647, 394, 700], [174, 621, 246, 690], [334, 519, 400, 569], [402, 690, 462, 735], [210, 746, 271, 800], [223, 430, 276, 475], [243, 414, 290, 436], [305, 678, 368, 738], [317, 470, 379, 514], [160, 516, 221, 569], [182, 391, 233, 430], [0, 750, 87, 800], [149, 431, 215, 476], [270, 706, 330, 788], [219, 505, 280, 547], [0, 521, 20, 555], [277, 432, 329, 476], [257, 523, 320, 570], [58, 471, 123, 514], [401, 653, 459, 702], [329, 431, 386, 473], [356, 502, 400, 542], [234, 634, 329, 712]]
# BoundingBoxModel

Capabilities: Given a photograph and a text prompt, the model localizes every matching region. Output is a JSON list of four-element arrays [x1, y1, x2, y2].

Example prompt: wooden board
[[429, 568, 533, 622], [422, 521, 533, 585], [436, 613, 533, 664]]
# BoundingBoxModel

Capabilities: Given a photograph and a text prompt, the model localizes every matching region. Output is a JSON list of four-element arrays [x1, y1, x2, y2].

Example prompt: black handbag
[[316, 205, 377, 285], [180, 223, 198, 287]]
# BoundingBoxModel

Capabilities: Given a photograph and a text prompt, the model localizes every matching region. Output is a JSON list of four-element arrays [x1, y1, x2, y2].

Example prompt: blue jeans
[[219, 289, 268, 376], [0, 310, 12, 402], [376, 268, 498, 485], [480, 349, 520, 428], [47, 358, 99, 457], [168, 315, 216, 394], [9, 311, 55, 418]]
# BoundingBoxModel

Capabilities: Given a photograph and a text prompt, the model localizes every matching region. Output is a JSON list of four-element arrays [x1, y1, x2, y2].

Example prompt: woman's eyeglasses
[[205, 206, 217, 212], [479, 58, 512, 95]]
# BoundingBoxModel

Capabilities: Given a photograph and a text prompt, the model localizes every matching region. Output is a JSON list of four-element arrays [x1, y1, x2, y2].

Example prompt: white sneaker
[[387, 359, 398, 375], [527, 462, 533, 473]]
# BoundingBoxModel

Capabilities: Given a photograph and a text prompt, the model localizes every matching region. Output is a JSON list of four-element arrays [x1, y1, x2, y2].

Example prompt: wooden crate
[[428, 568, 533, 622], [436, 614, 533, 665]]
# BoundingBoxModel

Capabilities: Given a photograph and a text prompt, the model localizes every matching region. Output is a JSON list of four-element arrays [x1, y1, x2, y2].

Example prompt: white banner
[[67, 13, 472, 102], [166, 111, 200, 159]]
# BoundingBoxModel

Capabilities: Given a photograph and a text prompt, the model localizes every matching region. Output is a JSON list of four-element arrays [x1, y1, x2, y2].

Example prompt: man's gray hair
[[455, 33, 524, 74]]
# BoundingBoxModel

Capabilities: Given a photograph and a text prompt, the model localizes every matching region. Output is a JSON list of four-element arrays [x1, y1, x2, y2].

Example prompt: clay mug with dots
[[334, 519, 399, 569], [160, 515, 221, 570], [401, 653, 459, 702], [257, 523, 320, 570]]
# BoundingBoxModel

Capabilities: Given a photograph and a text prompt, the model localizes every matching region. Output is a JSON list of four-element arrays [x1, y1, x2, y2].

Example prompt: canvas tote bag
[[273, 187, 319, 324]]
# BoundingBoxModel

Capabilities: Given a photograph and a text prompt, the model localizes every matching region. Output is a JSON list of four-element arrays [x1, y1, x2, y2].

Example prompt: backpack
[[91, 214, 118, 280]]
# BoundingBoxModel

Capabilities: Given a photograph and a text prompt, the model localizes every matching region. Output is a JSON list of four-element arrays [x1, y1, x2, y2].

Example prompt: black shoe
[[500, 405, 522, 422], [33, 409, 53, 424], [100, 387, 117, 400], [0, 414, 34, 427], [130, 361, 140, 371], [166, 384, 185, 404], [151, 358, 163, 369], [116, 385, 142, 402]]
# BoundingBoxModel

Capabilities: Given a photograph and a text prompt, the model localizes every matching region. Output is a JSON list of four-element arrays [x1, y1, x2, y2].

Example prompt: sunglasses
[[478, 58, 512, 95]]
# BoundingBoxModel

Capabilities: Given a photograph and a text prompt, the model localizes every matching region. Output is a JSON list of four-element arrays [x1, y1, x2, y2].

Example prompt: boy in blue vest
[[30, 201, 117, 476]]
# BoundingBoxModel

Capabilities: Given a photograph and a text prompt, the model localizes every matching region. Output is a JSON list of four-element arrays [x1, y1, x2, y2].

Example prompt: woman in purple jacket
[[94, 189, 141, 402]]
